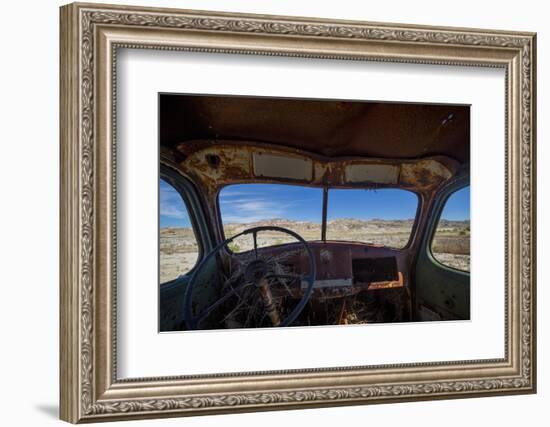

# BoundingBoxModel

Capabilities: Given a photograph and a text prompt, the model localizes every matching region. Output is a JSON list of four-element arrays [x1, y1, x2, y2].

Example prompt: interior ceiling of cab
[[160, 94, 470, 165]]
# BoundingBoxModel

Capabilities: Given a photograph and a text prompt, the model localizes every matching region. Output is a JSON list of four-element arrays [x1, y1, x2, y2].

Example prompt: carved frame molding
[[60, 2, 536, 423]]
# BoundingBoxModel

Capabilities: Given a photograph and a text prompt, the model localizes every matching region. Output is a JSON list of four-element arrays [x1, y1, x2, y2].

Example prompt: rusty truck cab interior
[[159, 95, 470, 331]]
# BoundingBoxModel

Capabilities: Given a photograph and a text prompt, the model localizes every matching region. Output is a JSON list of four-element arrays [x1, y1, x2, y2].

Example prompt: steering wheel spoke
[[253, 230, 258, 259]]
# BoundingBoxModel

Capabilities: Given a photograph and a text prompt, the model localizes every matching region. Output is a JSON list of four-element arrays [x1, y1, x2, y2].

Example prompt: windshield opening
[[218, 183, 323, 252], [326, 188, 418, 249], [218, 184, 418, 250]]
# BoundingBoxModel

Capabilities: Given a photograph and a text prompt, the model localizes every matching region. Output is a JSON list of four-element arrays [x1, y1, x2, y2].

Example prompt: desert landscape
[[160, 219, 470, 283]]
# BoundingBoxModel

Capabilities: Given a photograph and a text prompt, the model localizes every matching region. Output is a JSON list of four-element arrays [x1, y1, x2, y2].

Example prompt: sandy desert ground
[[160, 219, 470, 283]]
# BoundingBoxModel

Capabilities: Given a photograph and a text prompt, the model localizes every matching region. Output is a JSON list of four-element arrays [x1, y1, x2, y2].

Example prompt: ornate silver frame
[[60, 2, 536, 423]]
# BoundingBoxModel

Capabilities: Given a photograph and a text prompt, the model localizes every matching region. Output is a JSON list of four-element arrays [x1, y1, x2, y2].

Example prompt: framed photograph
[[60, 2, 536, 423]]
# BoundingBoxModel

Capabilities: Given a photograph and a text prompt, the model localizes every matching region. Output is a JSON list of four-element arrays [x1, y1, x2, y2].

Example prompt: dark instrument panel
[[352, 257, 398, 284]]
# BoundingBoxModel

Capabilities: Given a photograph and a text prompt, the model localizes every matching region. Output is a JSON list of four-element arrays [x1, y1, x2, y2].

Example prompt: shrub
[[228, 242, 241, 253]]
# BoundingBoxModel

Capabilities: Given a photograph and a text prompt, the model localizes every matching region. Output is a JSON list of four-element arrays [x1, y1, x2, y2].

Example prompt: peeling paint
[[175, 140, 459, 193]]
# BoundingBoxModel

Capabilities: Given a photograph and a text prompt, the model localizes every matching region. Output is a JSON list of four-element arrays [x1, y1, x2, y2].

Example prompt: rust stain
[[400, 159, 455, 190], [174, 140, 459, 194], [367, 272, 405, 290]]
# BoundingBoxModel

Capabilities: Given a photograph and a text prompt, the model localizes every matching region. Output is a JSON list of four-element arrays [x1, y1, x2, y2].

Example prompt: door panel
[[160, 256, 221, 331], [415, 182, 470, 321], [158, 167, 217, 331]]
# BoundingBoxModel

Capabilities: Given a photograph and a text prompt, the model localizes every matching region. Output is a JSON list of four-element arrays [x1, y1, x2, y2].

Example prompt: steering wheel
[[183, 226, 316, 330]]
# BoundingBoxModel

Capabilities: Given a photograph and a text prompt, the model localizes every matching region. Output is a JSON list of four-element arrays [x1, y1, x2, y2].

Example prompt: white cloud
[[219, 185, 323, 224], [160, 203, 186, 219], [222, 197, 287, 224], [159, 181, 189, 221]]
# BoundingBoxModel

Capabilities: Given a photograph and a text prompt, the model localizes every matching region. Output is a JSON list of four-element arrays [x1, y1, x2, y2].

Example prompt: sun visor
[[344, 164, 400, 184], [253, 152, 313, 181]]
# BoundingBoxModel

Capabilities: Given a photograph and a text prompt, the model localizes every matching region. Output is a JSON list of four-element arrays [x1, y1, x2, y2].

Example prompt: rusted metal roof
[[160, 94, 470, 164], [168, 142, 460, 199]]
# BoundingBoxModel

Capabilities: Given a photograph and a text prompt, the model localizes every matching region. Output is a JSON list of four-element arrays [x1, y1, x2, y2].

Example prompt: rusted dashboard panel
[[245, 242, 409, 299]]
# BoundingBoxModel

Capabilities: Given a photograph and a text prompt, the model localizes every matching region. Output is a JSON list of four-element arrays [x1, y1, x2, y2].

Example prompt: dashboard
[[257, 241, 409, 299]]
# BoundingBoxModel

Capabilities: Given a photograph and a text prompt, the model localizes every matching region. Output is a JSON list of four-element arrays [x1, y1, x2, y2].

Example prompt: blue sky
[[160, 181, 470, 228], [219, 184, 323, 224], [439, 186, 470, 221], [160, 179, 191, 228], [327, 188, 418, 221]]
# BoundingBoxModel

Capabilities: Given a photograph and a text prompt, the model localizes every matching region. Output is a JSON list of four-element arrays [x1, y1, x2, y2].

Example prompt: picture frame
[[59, 2, 536, 423]]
